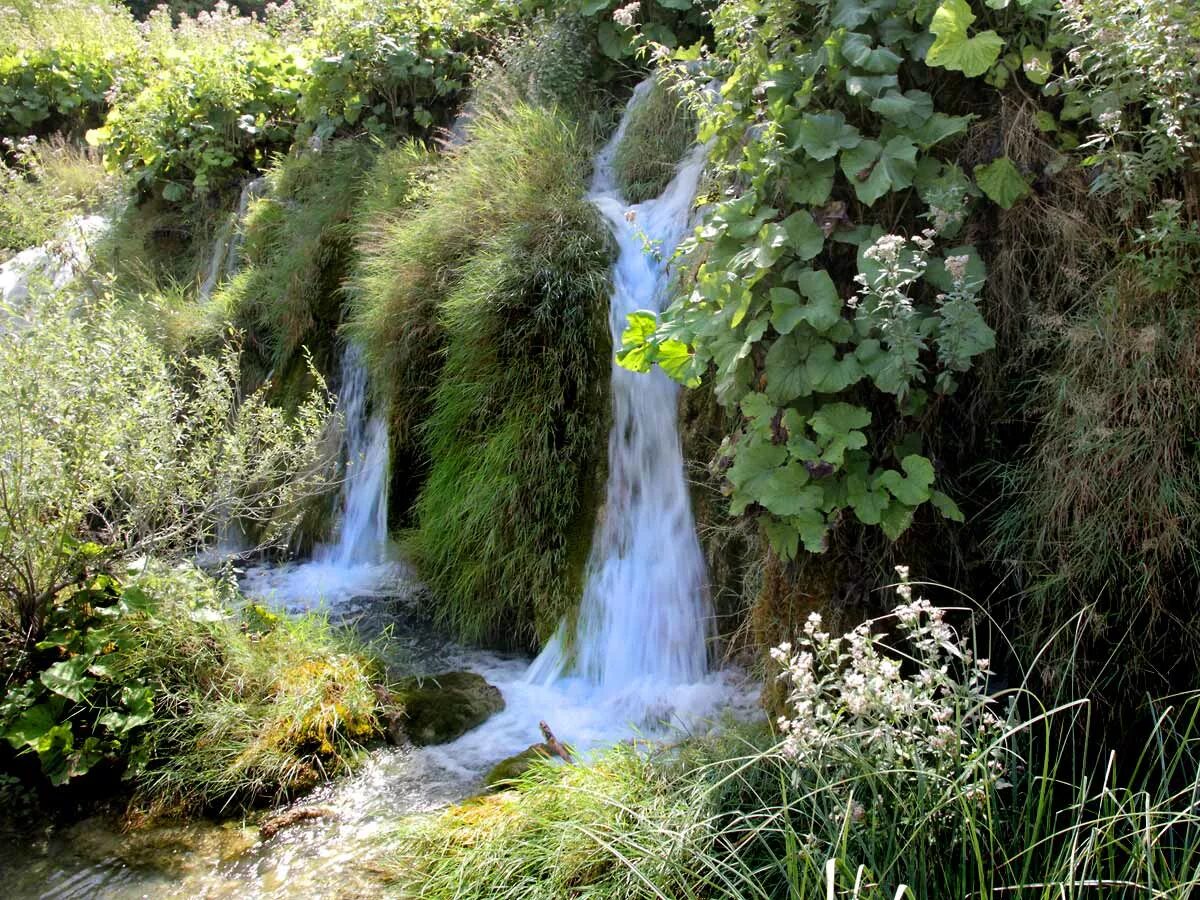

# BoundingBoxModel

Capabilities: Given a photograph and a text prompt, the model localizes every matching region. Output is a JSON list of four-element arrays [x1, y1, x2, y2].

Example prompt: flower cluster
[[770, 567, 1010, 798], [612, 3, 641, 28]]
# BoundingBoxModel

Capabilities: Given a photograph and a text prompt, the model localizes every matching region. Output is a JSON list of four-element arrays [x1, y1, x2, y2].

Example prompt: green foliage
[[349, 105, 611, 648], [0, 293, 337, 663], [204, 140, 374, 383], [612, 0, 1082, 561], [0, 0, 141, 137], [1, 562, 380, 812], [0, 135, 117, 253], [612, 77, 697, 204]]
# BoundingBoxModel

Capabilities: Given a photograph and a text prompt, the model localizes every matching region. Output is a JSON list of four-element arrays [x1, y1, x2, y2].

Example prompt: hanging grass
[[348, 105, 612, 649], [611, 77, 696, 204]]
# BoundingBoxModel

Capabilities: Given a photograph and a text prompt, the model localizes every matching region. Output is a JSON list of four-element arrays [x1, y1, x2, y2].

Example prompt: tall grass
[[348, 105, 612, 649], [611, 77, 697, 204], [380, 600, 1200, 898]]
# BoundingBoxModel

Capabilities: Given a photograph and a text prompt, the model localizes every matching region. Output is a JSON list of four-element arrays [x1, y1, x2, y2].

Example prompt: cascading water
[[528, 80, 713, 694], [315, 346, 390, 568], [198, 177, 267, 302]]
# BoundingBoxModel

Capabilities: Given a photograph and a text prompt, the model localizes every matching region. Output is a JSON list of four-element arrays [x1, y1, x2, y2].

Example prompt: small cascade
[[528, 81, 714, 695], [198, 176, 267, 301], [315, 346, 390, 567]]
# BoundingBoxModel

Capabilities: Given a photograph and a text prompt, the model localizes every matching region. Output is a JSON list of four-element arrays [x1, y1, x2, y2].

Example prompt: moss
[[484, 746, 553, 789], [612, 78, 697, 204], [351, 106, 612, 651], [392, 671, 504, 746]]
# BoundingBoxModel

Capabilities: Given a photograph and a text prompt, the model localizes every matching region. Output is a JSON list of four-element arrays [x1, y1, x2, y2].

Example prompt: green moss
[[612, 78, 696, 204], [392, 671, 505, 746], [350, 106, 612, 650]]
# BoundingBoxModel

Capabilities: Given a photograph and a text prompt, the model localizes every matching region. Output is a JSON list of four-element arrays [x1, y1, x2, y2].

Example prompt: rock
[[259, 806, 338, 841], [392, 671, 504, 745], [484, 745, 554, 789]]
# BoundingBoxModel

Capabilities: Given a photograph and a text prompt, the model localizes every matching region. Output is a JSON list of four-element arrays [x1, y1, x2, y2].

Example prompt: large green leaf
[[925, 0, 1004, 78], [842, 33, 904, 74], [790, 111, 862, 161], [40, 657, 96, 704], [869, 89, 934, 128], [840, 135, 918, 205], [810, 402, 872, 465], [783, 157, 836, 205], [877, 454, 935, 505], [782, 211, 825, 261], [974, 156, 1031, 209]]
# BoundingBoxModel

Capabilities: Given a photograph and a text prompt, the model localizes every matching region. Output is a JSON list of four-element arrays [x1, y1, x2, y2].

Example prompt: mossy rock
[[394, 671, 504, 746], [484, 744, 554, 789]]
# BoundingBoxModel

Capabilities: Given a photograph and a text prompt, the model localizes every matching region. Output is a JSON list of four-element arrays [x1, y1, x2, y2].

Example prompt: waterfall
[[528, 81, 713, 692], [198, 176, 267, 302], [316, 345, 390, 567]]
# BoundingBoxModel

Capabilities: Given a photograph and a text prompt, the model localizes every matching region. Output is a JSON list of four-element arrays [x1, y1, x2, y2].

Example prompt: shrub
[[348, 105, 611, 648], [1, 561, 380, 813], [0, 292, 337, 663]]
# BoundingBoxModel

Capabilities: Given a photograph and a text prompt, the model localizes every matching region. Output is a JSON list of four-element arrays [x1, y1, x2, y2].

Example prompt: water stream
[[1, 82, 758, 899]]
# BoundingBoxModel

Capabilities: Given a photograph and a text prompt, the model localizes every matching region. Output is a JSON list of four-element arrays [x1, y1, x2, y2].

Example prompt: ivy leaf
[[877, 454, 936, 506], [790, 111, 862, 161], [847, 472, 890, 525], [930, 489, 965, 522], [763, 517, 799, 561], [842, 33, 904, 74], [908, 112, 972, 148], [40, 657, 96, 704], [974, 157, 1031, 209], [869, 89, 934, 128], [810, 402, 872, 465], [783, 157, 836, 206], [782, 211, 825, 260], [925, 0, 1004, 78], [794, 269, 843, 333], [840, 136, 918, 206]]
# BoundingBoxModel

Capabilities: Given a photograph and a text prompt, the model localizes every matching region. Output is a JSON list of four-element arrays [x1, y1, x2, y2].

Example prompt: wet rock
[[484, 745, 554, 789], [259, 805, 338, 841], [392, 671, 504, 745]]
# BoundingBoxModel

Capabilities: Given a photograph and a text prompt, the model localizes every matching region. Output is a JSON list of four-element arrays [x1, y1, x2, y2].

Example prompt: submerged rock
[[393, 671, 504, 745], [484, 721, 573, 789]]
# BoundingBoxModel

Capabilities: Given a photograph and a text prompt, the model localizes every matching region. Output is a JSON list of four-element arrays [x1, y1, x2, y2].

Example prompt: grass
[[611, 77, 697, 205], [0, 137, 118, 255], [379, 614, 1200, 899], [124, 564, 380, 819], [202, 140, 375, 389], [348, 104, 612, 649]]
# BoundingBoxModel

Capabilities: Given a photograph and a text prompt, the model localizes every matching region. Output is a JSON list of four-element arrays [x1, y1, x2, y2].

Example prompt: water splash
[[241, 345, 403, 609], [528, 81, 714, 696], [199, 177, 267, 302]]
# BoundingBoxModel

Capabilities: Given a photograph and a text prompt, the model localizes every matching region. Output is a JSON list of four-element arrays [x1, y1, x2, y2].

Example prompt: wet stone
[[392, 671, 505, 745]]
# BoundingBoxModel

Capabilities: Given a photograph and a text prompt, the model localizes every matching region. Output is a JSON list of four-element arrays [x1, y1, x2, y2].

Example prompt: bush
[[0, 292, 337, 665], [348, 105, 611, 648], [0, 0, 141, 138], [1, 561, 380, 814]]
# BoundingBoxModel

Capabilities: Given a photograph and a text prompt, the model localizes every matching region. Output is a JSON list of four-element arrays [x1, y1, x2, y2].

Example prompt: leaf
[[783, 157, 836, 206], [879, 500, 916, 540], [781, 211, 825, 260], [656, 0, 693, 8], [810, 402, 872, 466], [925, 0, 1004, 78], [877, 454, 935, 506], [4, 702, 60, 750], [908, 112, 973, 148], [764, 332, 813, 405], [617, 311, 659, 372], [930, 489, 965, 522], [40, 657, 96, 704], [758, 464, 824, 517], [926, 245, 987, 291], [1021, 45, 1052, 85], [655, 340, 702, 387], [869, 89, 934, 128], [790, 111, 862, 161], [974, 156, 1031, 209], [728, 441, 789, 508], [847, 473, 890, 525], [840, 135, 917, 206], [597, 20, 628, 60], [842, 33, 904, 74], [793, 509, 830, 553], [763, 517, 799, 561], [793, 269, 843, 333]]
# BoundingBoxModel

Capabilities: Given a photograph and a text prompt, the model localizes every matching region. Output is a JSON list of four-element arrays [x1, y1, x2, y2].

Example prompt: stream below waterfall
[[0, 82, 761, 899]]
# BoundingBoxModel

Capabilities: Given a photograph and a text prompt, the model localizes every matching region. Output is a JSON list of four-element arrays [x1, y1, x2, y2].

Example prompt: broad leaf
[[974, 156, 1031, 209], [925, 0, 1004, 78], [878, 454, 935, 506], [790, 112, 862, 161]]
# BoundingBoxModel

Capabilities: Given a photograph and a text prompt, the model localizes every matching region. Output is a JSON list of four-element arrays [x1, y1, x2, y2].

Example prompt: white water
[[528, 81, 715, 699], [0, 215, 109, 328], [242, 345, 403, 609]]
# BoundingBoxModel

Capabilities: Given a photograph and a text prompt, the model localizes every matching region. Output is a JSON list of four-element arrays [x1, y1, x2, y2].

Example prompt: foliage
[[349, 105, 611, 648], [382, 588, 1200, 898], [0, 0, 141, 138], [612, 76, 697, 204], [611, 0, 1078, 562], [1, 562, 380, 812], [0, 135, 117, 254], [204, 140, 373, 384], [0, 292, 337, 661], [1058, 0, 1200, 202]]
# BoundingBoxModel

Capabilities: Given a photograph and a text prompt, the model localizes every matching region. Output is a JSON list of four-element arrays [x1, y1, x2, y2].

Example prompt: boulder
[[484, 745, 554, 789], [392, 671, 504, 745]]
